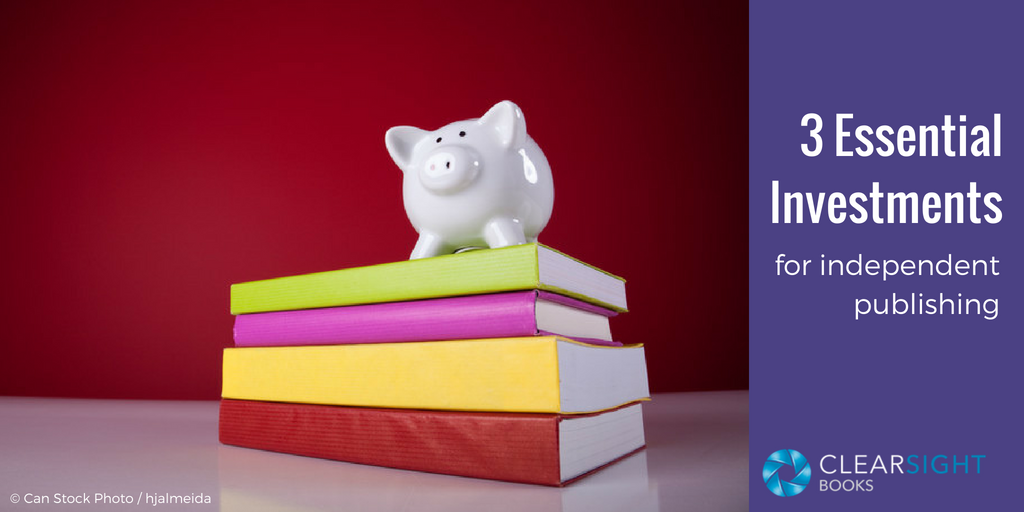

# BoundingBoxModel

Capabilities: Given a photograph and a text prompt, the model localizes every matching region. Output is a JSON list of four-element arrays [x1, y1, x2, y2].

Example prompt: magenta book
[[232, 290, 620, 347]]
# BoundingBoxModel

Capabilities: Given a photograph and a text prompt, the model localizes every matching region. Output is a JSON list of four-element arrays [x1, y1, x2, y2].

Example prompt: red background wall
[[0, 1, 747, 399]]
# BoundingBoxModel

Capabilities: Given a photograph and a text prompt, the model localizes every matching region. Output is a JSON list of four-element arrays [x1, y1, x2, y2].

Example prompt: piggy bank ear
[[478, 100, 526, 149], [385, 126, 426, 171]]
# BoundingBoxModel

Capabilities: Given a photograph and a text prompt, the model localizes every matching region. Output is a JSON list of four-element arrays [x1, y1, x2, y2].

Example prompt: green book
[[230, 244, 627, 314]]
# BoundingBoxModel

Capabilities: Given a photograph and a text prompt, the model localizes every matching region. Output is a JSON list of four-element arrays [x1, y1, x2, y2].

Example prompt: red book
[[219, 399, 646, 486]]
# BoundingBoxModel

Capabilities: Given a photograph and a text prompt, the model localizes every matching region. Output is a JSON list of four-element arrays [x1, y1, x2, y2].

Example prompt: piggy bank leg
[[484, 217, 527, 249], [410, 231, 446, 260]]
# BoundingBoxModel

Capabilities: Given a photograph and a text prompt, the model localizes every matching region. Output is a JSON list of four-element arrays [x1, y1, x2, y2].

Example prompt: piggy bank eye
[[436, 137, 442, 143], [459, 131, 466, 137]]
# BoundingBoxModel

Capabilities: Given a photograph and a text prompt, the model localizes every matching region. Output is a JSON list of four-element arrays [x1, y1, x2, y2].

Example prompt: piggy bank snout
[[418, 146, 481, 193]]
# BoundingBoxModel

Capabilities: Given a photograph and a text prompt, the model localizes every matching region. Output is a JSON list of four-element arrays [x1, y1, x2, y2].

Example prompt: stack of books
[[219, 243, 650, 486]]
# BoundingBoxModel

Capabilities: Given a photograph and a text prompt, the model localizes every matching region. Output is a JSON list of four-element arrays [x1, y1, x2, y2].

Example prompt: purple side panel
[[233, 291, 539, 347], [536, 291, 618, 318]]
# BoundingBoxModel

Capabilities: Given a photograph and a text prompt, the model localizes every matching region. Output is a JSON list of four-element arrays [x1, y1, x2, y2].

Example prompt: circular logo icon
[[763, 449, 812, 497]]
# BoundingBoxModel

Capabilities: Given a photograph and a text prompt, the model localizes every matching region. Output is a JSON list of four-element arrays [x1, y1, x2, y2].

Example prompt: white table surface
[[0, 391, 748, 511]]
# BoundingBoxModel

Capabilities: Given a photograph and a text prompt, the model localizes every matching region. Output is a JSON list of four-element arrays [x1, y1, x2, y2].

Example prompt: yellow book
[[221, 336, 649, 414]]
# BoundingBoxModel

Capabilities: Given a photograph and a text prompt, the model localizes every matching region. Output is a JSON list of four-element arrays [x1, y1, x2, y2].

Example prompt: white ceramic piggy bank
[[385, 100, 554, 260]]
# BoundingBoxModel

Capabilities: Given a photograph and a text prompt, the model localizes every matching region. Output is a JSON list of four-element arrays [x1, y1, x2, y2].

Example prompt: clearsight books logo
[[762, 449, 987, 497], [763, 449, 812, 497]]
